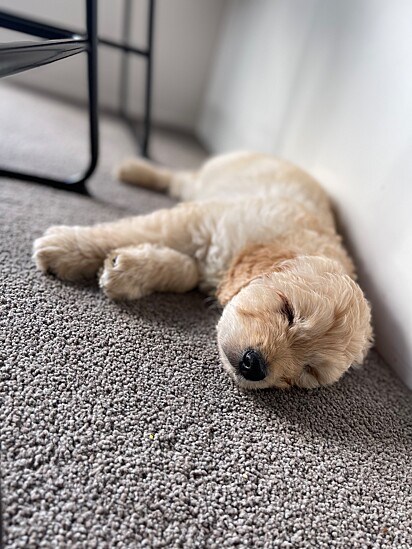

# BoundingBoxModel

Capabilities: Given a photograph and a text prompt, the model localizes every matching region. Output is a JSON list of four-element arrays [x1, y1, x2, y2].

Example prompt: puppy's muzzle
[[238, 349, 267, 381]]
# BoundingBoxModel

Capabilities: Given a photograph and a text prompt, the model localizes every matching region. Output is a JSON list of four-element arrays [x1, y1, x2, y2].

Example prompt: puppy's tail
[[115, 157, 173, 192]]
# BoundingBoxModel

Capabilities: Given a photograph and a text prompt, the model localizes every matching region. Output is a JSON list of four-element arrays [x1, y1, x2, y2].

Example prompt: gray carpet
[[1, 84, 412, 548]]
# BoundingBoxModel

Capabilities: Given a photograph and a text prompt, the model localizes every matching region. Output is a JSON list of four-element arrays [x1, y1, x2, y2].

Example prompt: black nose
[[238, 350, 267, 381]]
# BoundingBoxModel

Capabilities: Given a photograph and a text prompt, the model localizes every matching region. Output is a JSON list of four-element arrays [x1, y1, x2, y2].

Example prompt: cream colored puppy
[[33, 152, 373, 389]]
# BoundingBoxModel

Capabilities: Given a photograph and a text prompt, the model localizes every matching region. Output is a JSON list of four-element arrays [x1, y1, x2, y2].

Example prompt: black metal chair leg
[[81, 0, 99, 187], [119, 0, 132, 120], [142, 0, 155, 157], [0, 0, 99, 195], [118, 0, 155, 158], [0, 0, 156, 192]]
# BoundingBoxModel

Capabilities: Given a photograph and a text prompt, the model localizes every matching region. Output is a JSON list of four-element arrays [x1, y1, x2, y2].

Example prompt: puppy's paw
[[114, 158, 144, 184], [99, 249, 151, 300], [114, 157, 169, 191], [99, 244, 198, 300], [33, 226, 101, 281]]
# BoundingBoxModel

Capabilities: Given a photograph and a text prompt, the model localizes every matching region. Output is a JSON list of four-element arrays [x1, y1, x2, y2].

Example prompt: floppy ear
[[216, 243, 295, 304], [294, 273, 373, 388]]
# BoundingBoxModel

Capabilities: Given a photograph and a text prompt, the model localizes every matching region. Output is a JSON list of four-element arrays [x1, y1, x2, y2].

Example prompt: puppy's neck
[[216, 243, 295, 305]]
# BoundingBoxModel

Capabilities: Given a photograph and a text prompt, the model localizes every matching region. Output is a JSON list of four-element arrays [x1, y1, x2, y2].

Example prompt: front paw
[[33, 225, 101, 281], [99, 251, 148, 300]]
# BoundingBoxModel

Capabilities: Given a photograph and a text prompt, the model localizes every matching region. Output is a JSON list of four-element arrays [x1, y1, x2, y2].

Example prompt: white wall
[[199, 0, 412, 387], [0, 0, 225, 131]]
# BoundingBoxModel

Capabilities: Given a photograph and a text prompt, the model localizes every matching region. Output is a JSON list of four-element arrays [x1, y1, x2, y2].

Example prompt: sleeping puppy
[[33, 151, 373, 389]]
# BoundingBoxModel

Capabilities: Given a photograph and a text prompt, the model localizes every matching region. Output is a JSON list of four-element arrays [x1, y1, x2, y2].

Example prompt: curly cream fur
[[33, 151, 373, 389]]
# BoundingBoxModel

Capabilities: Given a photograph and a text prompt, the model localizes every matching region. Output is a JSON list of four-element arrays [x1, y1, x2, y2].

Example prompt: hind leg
[[99, 244, 199, 300], [115, 157, 198, 200]]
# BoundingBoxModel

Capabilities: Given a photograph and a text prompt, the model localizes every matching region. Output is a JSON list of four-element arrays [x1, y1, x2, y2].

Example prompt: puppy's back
[[188, 151, 332, 218]]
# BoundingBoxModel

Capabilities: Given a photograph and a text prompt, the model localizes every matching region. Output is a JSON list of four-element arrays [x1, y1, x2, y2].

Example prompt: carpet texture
[[1, 84, 412, 548]]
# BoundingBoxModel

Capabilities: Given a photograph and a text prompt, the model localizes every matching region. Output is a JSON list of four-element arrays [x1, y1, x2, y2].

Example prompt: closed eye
[[280, 296, 294, 326]]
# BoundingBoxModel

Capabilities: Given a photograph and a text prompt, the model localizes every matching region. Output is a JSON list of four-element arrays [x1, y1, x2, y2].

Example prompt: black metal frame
[[0, 0, 98, 194], [116, 0, 155, 156], [0, 0, 155, 194]]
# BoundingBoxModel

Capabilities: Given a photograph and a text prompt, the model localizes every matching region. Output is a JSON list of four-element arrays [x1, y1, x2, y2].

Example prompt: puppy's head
[[217, 255, 372, 389]]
